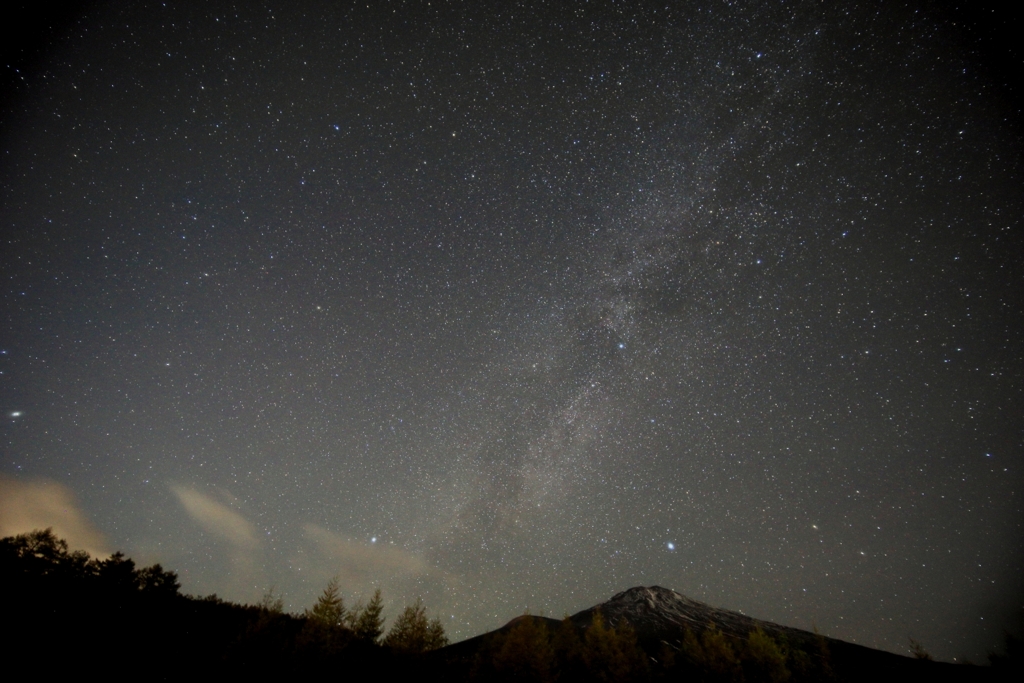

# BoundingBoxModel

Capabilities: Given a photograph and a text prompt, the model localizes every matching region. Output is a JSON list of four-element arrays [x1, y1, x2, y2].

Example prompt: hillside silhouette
[[430, 586, 1003, 682], [0, 529, 445, 680], [2, 530, 1016, 682]]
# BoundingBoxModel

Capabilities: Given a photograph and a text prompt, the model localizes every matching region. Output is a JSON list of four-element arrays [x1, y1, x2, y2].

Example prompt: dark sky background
[[2, 0, 1021, 662]]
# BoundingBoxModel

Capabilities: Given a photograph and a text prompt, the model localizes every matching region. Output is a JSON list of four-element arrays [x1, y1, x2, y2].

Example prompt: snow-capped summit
[[569, 585, 818, 647]]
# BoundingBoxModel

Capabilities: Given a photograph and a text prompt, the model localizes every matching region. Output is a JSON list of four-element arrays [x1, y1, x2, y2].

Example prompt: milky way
[[1, 1, 1021, 661]]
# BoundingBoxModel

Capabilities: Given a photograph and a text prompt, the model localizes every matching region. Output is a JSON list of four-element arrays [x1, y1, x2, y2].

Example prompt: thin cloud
[[171, 484, 264, 601], [0, 475, 110, 558], [301, 523, 430, 587], [170, 485, 257, 549]]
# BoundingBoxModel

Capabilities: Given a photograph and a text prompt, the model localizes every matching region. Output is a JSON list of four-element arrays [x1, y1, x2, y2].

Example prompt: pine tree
[[581, 611, 648, 683], [491, 614, 554, 682], [298, 577, 352, 655], [744, 628, 790, 683], [611, 618, 648, 681], [349, 587, 385, 642], [305, 576, 347, 628], [700, 626, 743, 683], [552, 614, 584, 665], [383, 597, 448, 653], [425, 615, 449, 650]]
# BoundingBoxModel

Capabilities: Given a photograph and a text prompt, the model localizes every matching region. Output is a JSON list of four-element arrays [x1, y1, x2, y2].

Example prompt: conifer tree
[[699, 626, 743, 683], [492, 614, 554, 682], [383, 597, 449, 653], [298, 576, 352, 655], [784, 636, 813, 682], [349, 587, 386, 642], [425, 615, 449, 650], [612, 618, 648, 680], [552, 614, 585, 676], [581, 610, 648, 682], [305, 576, 347, 628], [744, 628, 790, 683]]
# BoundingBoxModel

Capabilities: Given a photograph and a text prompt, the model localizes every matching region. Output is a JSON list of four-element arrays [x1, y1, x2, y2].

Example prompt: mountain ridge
[[432, 585, 993, 682], [570, 585, 834, 651]]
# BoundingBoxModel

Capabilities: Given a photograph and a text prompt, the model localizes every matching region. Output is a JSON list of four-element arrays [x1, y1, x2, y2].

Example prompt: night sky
[[2, 0, 1021, 663]]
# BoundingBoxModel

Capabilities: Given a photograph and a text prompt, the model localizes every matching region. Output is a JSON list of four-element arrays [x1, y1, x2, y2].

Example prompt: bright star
[[667, 542, 675, 551]]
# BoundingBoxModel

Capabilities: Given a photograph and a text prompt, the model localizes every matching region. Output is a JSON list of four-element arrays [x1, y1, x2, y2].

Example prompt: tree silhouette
[[990, 630, 1023, 681], [552, 614, 585, 678], [682, 626, 743, 683], [383, 597, 448, 653], [298, 576, 353, 655], [305, 576, 347, 628], [908, 637, 933, 661], [137, 563, 180, 596], [743, 628, 790, 683], [349, 587, 386, 643], [256, 586, 285, 614], [581, 610, 648, 683], [97, 551, 138, 591], [491, 614, 555, 682], [0, 527, 91, 580]]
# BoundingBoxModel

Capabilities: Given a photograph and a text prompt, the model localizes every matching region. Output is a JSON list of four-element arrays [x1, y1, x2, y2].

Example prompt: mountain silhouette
[[431, 585, 993, 682]]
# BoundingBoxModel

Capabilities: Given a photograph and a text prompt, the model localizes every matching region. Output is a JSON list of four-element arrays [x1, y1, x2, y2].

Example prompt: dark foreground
[[2, 530, 1016, 682]]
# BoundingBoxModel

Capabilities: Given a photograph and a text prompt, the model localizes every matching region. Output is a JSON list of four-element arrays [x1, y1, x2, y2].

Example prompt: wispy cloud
[[170, 484, 263, 600], [171, 485, 257, 549], [0, 475, 110, 558], [300, 524, 432, 589]]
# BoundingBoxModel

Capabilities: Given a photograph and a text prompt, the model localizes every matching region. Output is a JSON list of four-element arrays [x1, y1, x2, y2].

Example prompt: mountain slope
[[570, 586, 823, 647], [432, 585, 992, 682]]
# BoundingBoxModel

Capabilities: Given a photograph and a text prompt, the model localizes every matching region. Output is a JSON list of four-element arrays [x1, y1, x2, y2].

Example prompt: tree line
[[0, 528, 447, 680], [292, 575, 448, 655], [459, 610, 835, 683], [3, 528, 1015, 682]]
